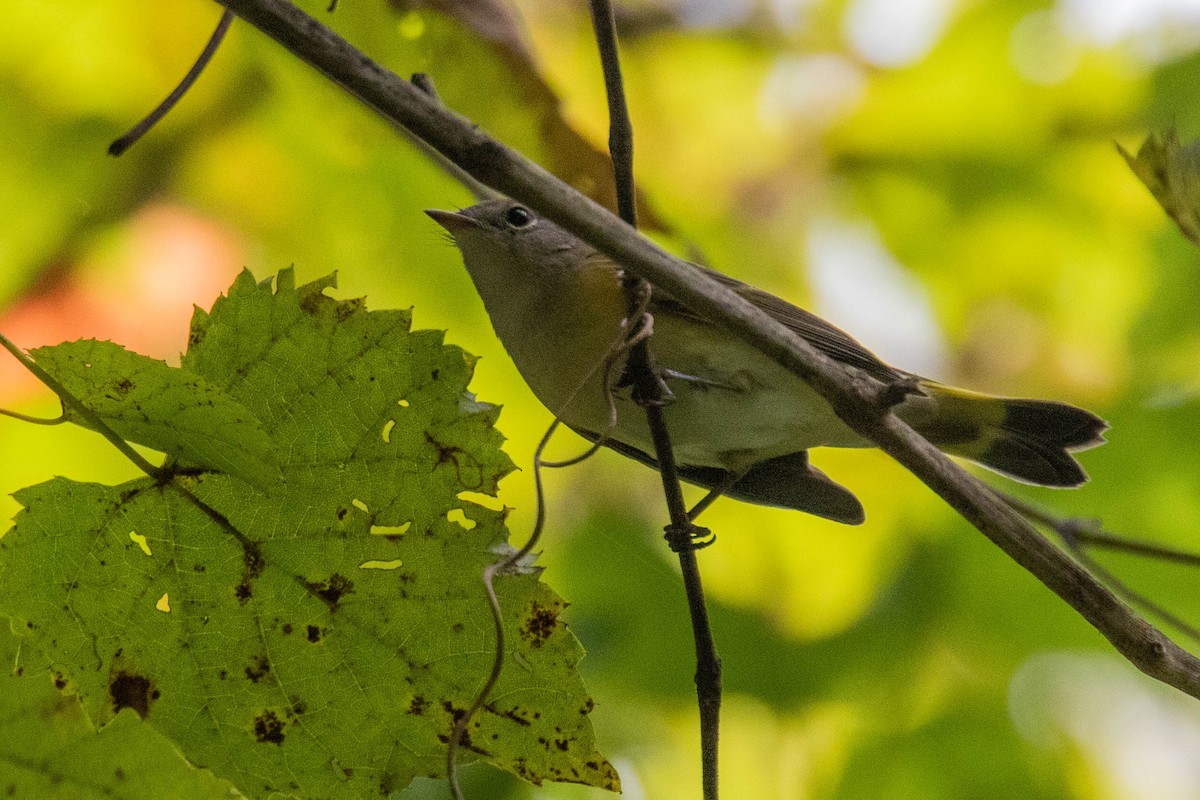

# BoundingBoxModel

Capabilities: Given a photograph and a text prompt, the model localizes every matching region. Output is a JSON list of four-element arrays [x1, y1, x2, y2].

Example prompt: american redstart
[[428, 200, 1106, 525]]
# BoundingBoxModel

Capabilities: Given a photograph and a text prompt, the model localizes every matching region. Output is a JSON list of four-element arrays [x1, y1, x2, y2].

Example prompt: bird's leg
[[613, 308, 675, 406], [664, 520, 716, 552], [687, 469, 745, 522], [663, 469, 746, 552]]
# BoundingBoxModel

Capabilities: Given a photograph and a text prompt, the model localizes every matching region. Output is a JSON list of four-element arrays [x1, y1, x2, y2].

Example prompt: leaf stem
[[0, 332, 168, 480], [0, 408, 66, 425]]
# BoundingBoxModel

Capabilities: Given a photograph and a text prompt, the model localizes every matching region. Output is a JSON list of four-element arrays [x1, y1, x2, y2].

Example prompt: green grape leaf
[[0, 627, 242, 799], [0, 270, 619, 798], [1119, 129, 1200, 247], [29, 338, 279, 489]]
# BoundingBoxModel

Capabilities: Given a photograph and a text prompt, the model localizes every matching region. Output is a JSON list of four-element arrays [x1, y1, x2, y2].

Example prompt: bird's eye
[[503, 206, 534, 228]]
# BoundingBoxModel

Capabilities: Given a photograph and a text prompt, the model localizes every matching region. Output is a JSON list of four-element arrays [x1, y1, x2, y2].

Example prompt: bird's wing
[[576, 430, 865, 524], [646, 262, 905, 385]]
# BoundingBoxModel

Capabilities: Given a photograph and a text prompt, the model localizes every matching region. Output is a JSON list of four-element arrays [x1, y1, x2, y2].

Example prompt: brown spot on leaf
[[425, 432, 462, 467], [408, 695, 427, 715], [253, 710, 285, 745], [304, 574, 353, 609], [52, 672, 67, 691], [306, 625, 323, 643], [234, 541, 264, 604], [335, 298, 364, 321], [110, 671, 156, 718], [520, 600, 560, 648], [422, 433, 485, 490], [442, 699, 467, 723], [245, 655, 270, 683], [485, 702, 532, 727], [281, 623, 293, 635]]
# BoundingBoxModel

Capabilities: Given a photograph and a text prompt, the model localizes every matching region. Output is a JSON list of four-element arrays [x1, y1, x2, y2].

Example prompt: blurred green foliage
[[2, 0, 1200, 798]]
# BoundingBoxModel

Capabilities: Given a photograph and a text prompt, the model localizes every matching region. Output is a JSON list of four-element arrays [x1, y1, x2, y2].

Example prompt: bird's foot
[[664, 521, 716, 552]]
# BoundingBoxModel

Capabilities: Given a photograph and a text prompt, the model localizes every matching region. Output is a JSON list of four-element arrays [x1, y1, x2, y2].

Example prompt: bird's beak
[[425, 209, 480, 233]]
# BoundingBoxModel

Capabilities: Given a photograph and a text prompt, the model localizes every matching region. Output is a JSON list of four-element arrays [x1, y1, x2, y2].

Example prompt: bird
[[427, 199, 1107, 525]]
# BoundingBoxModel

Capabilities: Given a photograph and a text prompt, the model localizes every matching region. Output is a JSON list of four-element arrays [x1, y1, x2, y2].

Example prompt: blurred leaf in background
[[2, 0, 1200, 798]]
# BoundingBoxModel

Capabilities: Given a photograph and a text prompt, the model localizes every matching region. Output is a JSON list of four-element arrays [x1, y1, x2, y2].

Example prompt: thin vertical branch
[[587, 0, 636, 225], [587, 1, 721, 797], [0, 333, 168, 480], [643, 405, 723, 800]]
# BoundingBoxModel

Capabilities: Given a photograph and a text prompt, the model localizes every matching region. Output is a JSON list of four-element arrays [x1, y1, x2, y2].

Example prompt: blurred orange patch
[[0, 204, 243, 404]]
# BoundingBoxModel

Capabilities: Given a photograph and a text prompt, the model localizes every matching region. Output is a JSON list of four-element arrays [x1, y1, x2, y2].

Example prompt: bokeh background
[[3, 0, 1200, 797]]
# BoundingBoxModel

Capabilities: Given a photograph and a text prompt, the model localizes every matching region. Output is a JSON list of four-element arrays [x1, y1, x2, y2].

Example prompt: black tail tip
[[980, 437, 1089, 487], [982, 401, 1108, 487], [1003, 400, 1108, 451]]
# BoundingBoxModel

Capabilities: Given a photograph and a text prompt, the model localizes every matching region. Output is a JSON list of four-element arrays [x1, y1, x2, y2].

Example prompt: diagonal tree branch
[[208, 0, 1200, 699]]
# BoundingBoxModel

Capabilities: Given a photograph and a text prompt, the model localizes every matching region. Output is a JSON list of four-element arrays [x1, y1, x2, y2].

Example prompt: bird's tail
[[904, 381, 1108, 487]]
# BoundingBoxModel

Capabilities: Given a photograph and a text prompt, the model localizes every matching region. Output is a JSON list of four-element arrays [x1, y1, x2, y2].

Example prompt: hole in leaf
[[458, 491, 504, 511], [155, 593, 171, 612], [128, 532, 152, 556], [381, 419, 396, 443], [446, 508, 476, 530], [370, 521, 411, 537], [359, 559, 404, 570]]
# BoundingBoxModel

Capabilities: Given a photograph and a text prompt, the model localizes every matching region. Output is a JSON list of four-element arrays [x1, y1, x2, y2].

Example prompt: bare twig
[[212, 0, 1200, 700], [109, 9, 234, 156], [1001, 492, 1200, 643], [588, 0, 636, 226], [1005, 493, 1200, 567], [588, 1, 721, 796]]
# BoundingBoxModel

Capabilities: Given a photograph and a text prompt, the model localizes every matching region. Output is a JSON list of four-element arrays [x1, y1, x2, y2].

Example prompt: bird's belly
[[575, 317, 870, 470]]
